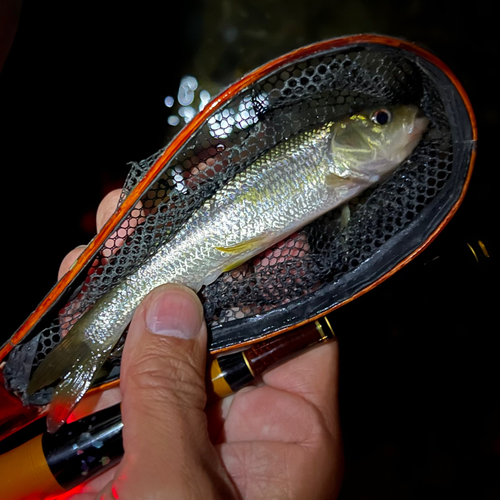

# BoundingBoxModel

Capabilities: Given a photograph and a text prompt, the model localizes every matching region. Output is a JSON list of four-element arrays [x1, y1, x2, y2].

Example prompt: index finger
[[96, 189, 123, 232]]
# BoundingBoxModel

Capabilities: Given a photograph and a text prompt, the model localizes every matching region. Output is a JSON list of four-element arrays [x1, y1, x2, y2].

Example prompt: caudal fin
[[27, 333, 106, 433], [46, 355, 102, 433]]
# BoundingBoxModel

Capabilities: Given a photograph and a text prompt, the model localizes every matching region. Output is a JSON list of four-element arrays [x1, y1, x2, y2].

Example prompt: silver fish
[[28, 105, 428, 432]]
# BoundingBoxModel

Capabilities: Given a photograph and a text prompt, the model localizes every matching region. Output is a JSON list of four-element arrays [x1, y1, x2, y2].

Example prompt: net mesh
[[6, 42, 468, 388]]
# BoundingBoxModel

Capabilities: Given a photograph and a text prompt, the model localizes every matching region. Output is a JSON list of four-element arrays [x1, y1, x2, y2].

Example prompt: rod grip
[[0, 434, 65, 500]]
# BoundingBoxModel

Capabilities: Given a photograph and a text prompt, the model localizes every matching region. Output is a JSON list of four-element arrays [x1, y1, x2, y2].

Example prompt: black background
[[0, 1, 498, 498]]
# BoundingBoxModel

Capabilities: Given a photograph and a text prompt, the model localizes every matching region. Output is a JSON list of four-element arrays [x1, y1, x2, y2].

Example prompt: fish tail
[[27, 331, 107, 433], [46, 347, 103, 433]]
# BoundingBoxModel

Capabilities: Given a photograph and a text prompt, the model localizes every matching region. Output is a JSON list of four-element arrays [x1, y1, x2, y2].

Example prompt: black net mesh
[[4, 40, 474, 396]]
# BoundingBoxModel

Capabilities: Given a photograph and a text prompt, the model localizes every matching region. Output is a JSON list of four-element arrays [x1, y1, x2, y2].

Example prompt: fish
[[27, 104, 428, 432]]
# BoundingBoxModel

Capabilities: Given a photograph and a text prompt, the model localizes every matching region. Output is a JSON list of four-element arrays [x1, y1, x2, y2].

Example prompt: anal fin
[[215, 234, 270, 255]]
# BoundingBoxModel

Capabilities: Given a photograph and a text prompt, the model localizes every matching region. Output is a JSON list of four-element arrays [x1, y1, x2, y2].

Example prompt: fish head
[[329, 105, 429, 180]]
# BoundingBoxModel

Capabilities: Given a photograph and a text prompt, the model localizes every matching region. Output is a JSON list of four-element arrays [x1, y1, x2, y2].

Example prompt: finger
[[97, 189, 145, 257], [102, 284, 235, 500], [262, 340, 340, 436], [216, 343, 342, 500], [58, 245, 87, 280], [222, 383, 328, 443], [96, 189, 122, 232], [65, 466, 117, 499], [57, 189, 122, 282]]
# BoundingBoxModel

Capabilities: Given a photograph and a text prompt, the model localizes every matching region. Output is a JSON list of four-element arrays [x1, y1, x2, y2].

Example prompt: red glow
[[111, 485, 119, 499], [46, 484, 85, 499]]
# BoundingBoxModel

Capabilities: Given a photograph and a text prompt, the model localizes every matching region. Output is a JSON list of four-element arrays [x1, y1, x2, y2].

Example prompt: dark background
[[0, 1, 498, 499]]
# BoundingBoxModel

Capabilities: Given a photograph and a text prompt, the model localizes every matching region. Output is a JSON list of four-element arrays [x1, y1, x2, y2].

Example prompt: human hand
[[61, 190, 343, 500]]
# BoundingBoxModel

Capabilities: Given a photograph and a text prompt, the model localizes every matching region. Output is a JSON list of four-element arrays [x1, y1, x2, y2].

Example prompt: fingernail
[[144, 286, 203, 339]]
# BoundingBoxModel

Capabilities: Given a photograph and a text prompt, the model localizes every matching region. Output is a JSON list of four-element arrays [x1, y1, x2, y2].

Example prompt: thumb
[[121, 283, 208, 416], [108, 284, 233, 500]]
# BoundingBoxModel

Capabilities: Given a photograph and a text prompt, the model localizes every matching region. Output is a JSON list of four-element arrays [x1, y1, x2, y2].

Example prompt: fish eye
[[371, 109, 392, 125]]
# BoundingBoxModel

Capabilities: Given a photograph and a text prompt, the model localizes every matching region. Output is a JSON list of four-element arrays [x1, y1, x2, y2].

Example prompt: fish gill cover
[[3, 38, 475, 403]]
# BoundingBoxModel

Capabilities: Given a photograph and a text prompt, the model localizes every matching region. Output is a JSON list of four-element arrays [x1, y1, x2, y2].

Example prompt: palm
[[207, 342, 342, 499]]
